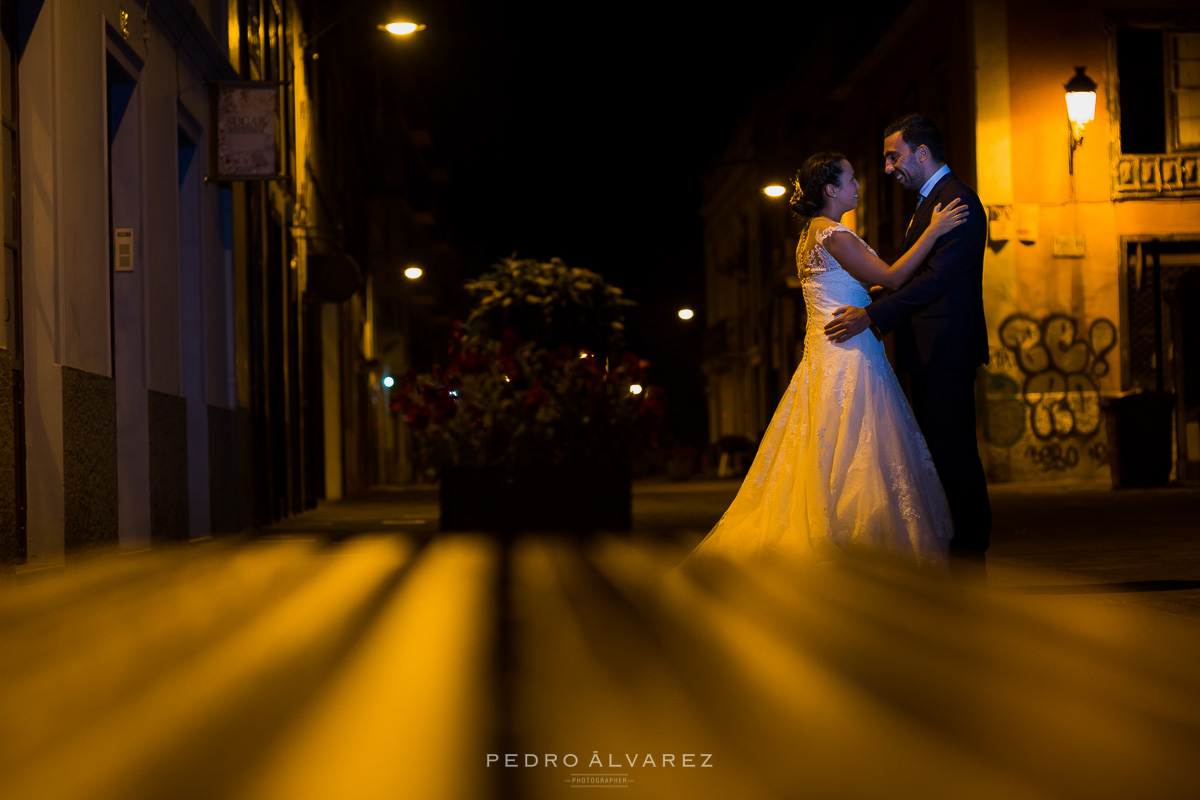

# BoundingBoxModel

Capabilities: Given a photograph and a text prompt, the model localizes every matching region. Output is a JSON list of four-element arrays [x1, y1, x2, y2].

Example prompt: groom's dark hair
[[884, 114, 946, 164]]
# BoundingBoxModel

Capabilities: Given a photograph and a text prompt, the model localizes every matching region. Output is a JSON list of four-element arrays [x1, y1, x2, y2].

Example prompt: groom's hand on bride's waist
[[825, 306, 872, 343]]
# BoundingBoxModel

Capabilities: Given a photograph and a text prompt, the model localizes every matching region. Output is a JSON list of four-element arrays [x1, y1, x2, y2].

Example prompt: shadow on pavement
[[1002, 579, 1200, 595]]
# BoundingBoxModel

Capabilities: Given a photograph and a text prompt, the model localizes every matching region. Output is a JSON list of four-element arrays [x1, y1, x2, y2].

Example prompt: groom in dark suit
[[824, 114, 991, 576]]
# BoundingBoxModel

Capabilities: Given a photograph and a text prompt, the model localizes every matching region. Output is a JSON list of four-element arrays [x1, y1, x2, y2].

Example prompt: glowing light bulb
[[384, 22, 424, 35], [1066, 91, 1096, 126]]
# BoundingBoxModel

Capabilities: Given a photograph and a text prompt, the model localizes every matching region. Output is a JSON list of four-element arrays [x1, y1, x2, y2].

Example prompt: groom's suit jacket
[[866, 171, 989, 372]]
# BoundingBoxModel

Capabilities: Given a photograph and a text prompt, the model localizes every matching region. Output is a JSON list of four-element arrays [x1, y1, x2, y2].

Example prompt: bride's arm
[[822, 199, 968, 290]]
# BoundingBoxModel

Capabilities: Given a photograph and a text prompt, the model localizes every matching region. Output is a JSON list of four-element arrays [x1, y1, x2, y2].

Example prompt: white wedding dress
[[687, 222, 952, 567]]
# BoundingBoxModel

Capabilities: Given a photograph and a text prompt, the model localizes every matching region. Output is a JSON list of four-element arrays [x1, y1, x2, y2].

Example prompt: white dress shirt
[[917, 163, 951, 204]]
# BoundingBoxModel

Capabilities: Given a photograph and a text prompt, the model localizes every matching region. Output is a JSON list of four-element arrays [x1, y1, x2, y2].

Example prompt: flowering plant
[[463, 256, 635, 356], [398, 258, 661, 473]]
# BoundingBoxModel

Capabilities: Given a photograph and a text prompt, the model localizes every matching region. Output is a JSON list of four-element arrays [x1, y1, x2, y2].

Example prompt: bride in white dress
[[685, 152, 967, 567]]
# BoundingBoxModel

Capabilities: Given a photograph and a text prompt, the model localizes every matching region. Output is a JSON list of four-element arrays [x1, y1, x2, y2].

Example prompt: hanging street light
[[1065, 66, 1098, 175]]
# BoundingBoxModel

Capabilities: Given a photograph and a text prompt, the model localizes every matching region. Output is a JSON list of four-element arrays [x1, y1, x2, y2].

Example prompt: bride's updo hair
[[789, 151, 847, 222]]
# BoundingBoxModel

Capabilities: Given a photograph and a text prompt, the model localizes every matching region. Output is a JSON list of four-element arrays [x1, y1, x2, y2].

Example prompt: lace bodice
[[797, 221, 876, 322]]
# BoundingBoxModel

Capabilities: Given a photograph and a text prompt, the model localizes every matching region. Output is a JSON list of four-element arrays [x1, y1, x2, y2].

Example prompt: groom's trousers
[[906, 368, 992, 554]]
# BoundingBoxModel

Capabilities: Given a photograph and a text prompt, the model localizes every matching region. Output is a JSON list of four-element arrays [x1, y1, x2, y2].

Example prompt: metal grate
[[1126, 242, 1163, 392], [1126, 240, 1200, 393]]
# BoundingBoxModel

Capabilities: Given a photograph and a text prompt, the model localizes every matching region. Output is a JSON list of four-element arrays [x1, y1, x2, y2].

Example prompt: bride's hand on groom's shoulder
[[929, 197, 969, 236]]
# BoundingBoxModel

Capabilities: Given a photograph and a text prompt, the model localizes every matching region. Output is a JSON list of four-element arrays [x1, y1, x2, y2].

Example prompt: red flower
[[523, 377, 551, 408]]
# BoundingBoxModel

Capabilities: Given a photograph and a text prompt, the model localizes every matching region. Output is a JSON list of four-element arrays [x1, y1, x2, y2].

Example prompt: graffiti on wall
[[996, 313, 1117, 441], [987, 345, 1016, 373], [1025, 443, 1078, 471], [983, 372, 1026, 447]]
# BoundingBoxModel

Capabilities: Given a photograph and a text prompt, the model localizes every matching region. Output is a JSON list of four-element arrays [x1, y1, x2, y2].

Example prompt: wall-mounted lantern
[[1065, 66, 1098, 175]]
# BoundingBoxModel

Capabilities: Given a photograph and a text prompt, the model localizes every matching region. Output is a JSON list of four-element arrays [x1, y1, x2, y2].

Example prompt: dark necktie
[[906, 194, 926, 236]]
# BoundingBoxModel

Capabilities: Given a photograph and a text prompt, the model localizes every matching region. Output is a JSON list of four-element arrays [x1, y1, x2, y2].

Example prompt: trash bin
[[1103, 391, 1176, 488]]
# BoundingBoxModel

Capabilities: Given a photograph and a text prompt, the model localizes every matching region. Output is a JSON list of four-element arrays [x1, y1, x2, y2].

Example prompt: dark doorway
[[1124, 238, 1200, 481]]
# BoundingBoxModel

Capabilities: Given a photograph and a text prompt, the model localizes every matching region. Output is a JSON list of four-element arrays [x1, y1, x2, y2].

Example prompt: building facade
[[0, 0, 405, 569], [701, 0, 1200, 484]]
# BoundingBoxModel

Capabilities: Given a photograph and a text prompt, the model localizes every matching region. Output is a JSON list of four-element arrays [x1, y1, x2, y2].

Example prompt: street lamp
[[303, 15, 425, 56], [379, 22, 427, 36], [1065, 66, 1097, 175], [763, 184, 786, 197], [404, 266, 423, 279], [678, 308, 695, 320]]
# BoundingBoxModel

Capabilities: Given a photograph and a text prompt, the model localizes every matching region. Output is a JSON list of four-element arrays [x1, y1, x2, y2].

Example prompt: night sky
[[385, 1, 861, 289], [348, 1, 880, 445]]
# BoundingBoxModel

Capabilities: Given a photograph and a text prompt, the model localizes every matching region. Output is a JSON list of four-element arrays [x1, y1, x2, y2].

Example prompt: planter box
[[439, 464, 632, 532]]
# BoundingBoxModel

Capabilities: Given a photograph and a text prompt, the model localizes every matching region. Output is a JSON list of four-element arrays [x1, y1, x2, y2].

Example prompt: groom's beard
[[897, 172, 922, 192]]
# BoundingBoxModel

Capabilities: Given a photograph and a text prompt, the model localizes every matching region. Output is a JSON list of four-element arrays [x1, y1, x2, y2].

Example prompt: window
[[1115, 23, 1200, 155], [1115, 26, 1167, 154], [1172, 33, 1200, 149], [1110, 17, 1200, 198]]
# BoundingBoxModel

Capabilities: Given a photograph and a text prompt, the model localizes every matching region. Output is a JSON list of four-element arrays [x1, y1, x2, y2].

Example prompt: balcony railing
[[1113, 153, 1200, 199]]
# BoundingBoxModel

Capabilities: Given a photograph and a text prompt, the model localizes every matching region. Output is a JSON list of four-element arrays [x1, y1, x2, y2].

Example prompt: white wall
[[59, 8, 111, 377], [143, 24, 182, 396], [20, 0, 238, 555], [20, 0, 66, 564], [109, 45, 152, 551], [179, 104, 211, 541]]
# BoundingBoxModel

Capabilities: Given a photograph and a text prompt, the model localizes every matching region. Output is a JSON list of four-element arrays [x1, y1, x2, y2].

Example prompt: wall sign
[[212, 82, 280, 181], [114, 228, 134, 272]]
